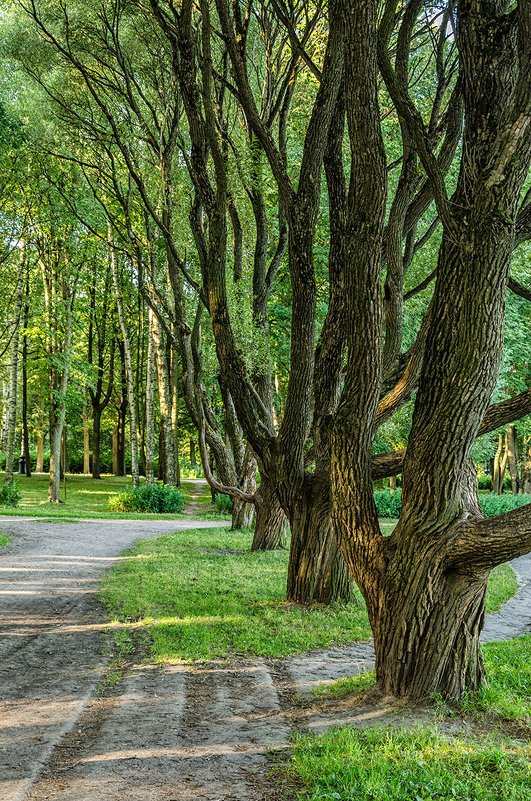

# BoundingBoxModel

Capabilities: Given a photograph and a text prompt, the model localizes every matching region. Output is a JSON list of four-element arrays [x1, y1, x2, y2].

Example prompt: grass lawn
[[101, 526, 519, 663], [286, 725, 531, 801], [0, 472, 221, 520]]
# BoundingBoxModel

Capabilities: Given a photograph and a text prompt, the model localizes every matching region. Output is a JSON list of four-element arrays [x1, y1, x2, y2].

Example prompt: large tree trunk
[[374, 550, 488, 698], [287, 474, 354, 604], [252, 476, 289, 551], [91, 408, 103, 479]]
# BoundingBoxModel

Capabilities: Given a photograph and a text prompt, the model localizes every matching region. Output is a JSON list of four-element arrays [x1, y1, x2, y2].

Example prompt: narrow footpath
[[0, 515, 529, 801]]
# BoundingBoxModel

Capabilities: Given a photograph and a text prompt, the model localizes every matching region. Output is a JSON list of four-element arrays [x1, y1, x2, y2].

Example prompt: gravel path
[[1, 515, 529, 801]]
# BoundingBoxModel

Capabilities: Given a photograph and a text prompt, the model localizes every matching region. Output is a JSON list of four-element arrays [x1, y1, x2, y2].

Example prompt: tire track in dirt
[[0, 516, 226, 801]]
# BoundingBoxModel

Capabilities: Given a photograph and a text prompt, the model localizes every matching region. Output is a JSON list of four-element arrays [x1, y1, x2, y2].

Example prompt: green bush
[[479, 493, 531, 517], [372, 489, 531, 520], [373, 489, 402, 518], [477, 474, 511, 491], [214, 493, 232, 513], [109, 483, 185, 513], [179, 459, 204, 479], [0, 480, 22, 507]]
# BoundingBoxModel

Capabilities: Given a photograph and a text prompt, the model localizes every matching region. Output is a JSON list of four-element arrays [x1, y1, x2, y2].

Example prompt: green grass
[[0, 473, 220, 520], [452, 636, 531, 721], [286, 726, 531, 801], [101, 527, 519, 665], [485, 562, 519, 614], [101, 526, 371, 661], [0, 532, 11, 548]]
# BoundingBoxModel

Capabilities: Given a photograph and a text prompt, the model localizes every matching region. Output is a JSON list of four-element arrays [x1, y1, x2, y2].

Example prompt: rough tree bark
[[331, 0, 531, 699]]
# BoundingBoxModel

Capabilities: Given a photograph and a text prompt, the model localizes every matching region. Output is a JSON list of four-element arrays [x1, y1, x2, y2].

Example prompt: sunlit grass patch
[[0, 473, 207, 519], [286, 726, 531, 800], [312, 670, 376, 701], [101, 527, 371, 661], [0, 532, 11, 548], [485, 562, 519, 614], [462, 636, 531, 721]]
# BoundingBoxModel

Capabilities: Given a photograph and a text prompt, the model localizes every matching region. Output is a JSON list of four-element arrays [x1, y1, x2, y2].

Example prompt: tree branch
[[452, 503, 531, 569], [199, 422, 256, 503]]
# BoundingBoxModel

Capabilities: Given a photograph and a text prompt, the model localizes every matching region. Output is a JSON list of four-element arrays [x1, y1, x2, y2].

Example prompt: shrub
[[477, 474, 512, 491], [214, 493, 232, 513], [179, 459, 204, 479], [373, 489, 402, 518], [109, 483, 185, 513], [479, 493, 531, 517], [0, 481, 22, 507], [372, 489, 531, 520]]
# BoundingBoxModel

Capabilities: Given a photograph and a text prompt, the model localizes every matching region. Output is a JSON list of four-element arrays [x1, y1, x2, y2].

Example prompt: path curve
[[1, 518, 530, 800], [0, 515, 225, 801]]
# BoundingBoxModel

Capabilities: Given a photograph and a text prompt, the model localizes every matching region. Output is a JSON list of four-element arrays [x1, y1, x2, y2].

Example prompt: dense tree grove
[[0, 0, 530, 699]]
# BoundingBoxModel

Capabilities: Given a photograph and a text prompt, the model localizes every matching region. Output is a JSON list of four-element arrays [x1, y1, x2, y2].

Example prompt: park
[[0, 0, 530, 799]]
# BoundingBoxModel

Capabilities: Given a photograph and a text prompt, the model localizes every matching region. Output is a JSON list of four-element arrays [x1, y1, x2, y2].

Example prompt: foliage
[[0, 480, 22, 507], [0, 532, 11, 547], [286, 726, 531, 801], [479, 494, 531, 517], [179, 459, 204, 479], [374, 490, 531, 520], [373, 490, 403, 519], [214, 493, 233, 513], [101, 527, 371, 662], [477, 473, 510, 491], [108, 483, 185, 514]]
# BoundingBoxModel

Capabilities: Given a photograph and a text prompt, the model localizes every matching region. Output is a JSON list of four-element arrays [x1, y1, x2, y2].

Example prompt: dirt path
[[1, 517, 530, 801]]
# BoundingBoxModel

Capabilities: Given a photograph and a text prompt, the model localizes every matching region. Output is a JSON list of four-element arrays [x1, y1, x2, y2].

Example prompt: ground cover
[[0, 532, 10, 547], [285, 725, 531, 801], [0, 473, 221, 520], [101, 527, 517, 663]]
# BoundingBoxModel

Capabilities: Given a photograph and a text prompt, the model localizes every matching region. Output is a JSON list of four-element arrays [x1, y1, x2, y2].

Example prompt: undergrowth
[[287, 726, 531, 801], [109, 483, 185, 513]]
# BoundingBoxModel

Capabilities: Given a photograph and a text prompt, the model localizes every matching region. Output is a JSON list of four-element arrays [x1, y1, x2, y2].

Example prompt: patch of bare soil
[[1, 519, 530, 801]]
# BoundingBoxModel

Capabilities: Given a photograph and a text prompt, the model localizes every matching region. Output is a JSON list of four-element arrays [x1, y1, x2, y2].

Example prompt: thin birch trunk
[[145, 308, 156, 485], [506, 425, 519, 495], [83, 406, 91, 473], [48, 293, 73, 503], [5, 241, 25, 485], [152, 306, 176, 484], [170, 338, 180, 486], [108, 224, 139, 487], [36, 398, 44, 472], [21, 264, 31, 477]]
